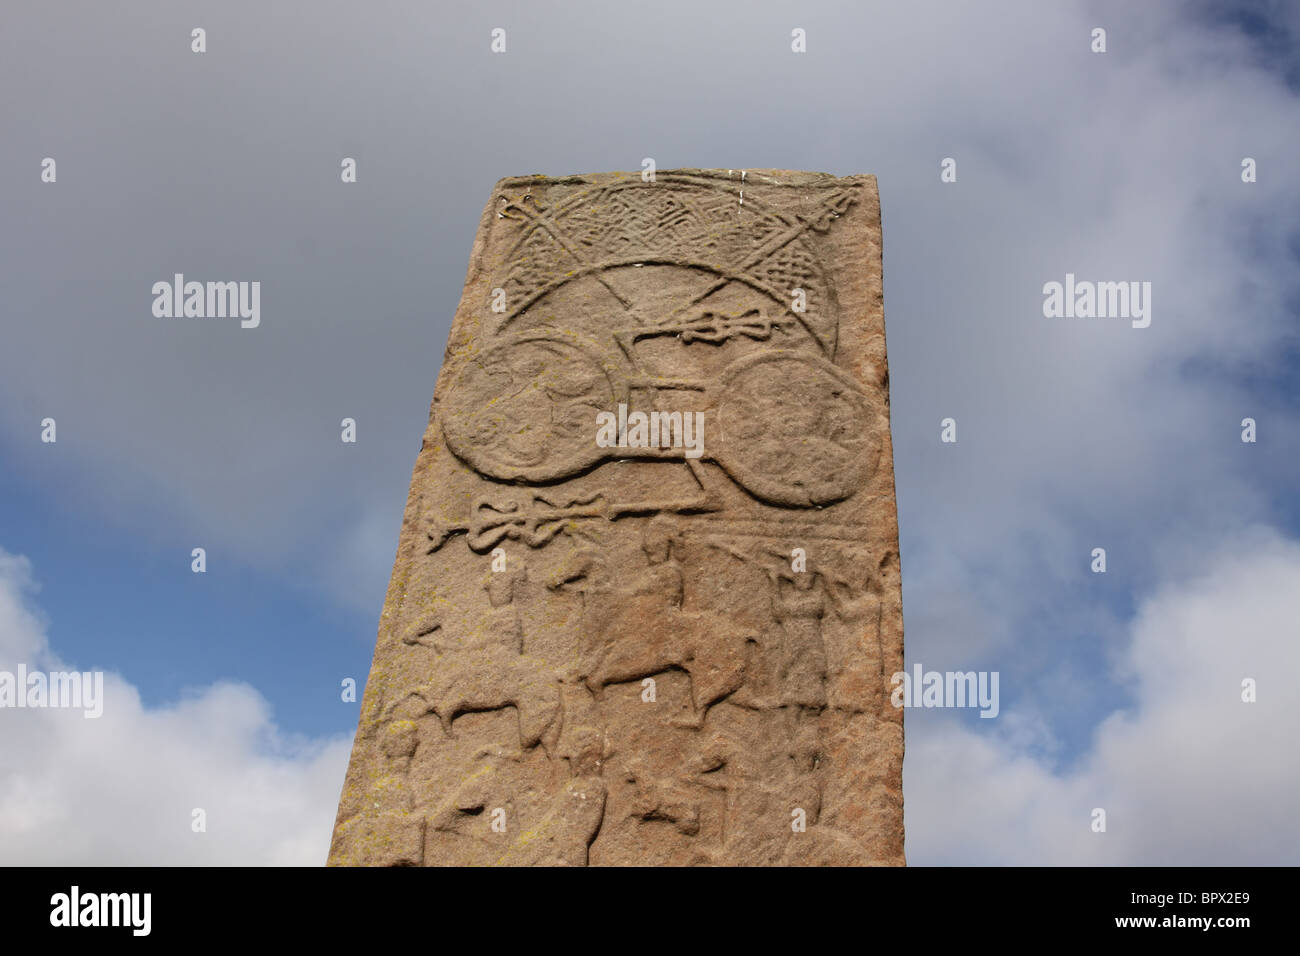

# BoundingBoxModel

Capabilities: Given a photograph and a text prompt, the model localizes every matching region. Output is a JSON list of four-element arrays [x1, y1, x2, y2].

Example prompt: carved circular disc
[[440, 333, 626, 482], [712, 350, 880, 507]]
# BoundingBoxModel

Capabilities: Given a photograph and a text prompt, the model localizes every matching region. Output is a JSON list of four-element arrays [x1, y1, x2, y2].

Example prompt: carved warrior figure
[[329, 169, 904, 866]]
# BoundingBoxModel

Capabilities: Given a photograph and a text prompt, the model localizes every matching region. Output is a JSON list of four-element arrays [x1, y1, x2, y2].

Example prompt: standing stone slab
[[329, 169, 904, 866]]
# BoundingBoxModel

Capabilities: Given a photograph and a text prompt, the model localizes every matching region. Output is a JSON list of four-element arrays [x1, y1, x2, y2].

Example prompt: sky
[[0, 0, 1297, 864]]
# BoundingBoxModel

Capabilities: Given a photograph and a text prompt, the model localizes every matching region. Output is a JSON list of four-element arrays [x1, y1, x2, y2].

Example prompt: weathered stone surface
[[329, 169, 904, 866]]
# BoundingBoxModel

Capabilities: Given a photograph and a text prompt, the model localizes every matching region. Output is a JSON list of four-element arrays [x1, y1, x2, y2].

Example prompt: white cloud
[[0, 548, 351, 865], [906, 526, 1300, 864]]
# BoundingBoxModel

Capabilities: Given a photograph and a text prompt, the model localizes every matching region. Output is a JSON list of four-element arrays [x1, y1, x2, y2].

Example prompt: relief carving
[[330, 170, 903, 866]]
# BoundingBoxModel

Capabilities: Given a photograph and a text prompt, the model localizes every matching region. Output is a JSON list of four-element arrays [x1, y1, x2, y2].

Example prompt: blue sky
[[1, 0, 1297, 864], [0, 464, 358, 737]]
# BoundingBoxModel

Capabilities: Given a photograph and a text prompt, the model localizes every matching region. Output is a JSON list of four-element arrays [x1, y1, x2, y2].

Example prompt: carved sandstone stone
[[329, 169, 904, 866]]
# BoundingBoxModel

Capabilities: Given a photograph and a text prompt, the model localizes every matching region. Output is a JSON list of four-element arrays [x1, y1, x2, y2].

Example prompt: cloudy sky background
[[1, 0, 1297, 863]]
